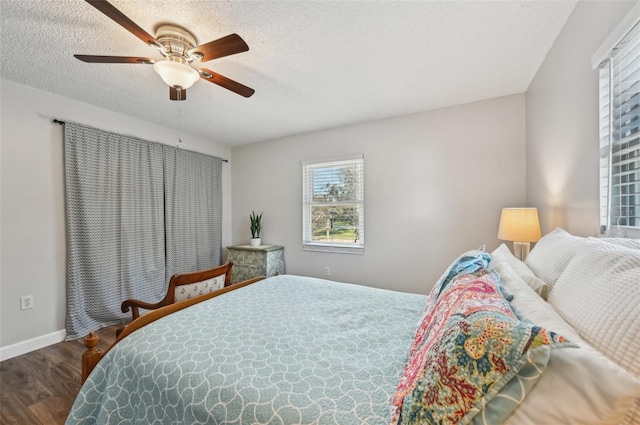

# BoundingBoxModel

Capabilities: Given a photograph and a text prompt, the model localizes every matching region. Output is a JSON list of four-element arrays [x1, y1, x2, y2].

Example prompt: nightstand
[[226, 245, 285, 284]]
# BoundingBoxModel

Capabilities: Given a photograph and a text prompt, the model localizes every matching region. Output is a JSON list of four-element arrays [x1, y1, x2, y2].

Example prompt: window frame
[[597, 6, 640, 238], [301, 154, 364, 254]]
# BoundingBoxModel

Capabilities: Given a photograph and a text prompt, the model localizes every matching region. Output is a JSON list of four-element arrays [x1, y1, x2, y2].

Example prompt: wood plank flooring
[[0, 325, 119, 425]]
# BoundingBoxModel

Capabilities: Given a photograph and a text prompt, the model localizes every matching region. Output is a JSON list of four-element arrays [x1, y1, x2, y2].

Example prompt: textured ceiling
[[0, 0, 577, 146]]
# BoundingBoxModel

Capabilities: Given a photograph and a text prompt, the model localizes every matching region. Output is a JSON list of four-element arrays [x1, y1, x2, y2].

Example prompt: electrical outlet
[[324, 266, 330, 276], [21, 295, 33, 311]]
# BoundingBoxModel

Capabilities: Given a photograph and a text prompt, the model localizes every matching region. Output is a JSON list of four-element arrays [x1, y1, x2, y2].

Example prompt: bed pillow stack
[[492, 251, 640, 425], [390, 250, 572, 425], [495, 229, 640, 425], [546, 237, 640, 425]]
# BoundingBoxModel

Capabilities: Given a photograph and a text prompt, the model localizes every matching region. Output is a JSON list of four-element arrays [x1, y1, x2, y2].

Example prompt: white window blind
[[302, 155, 364, 254], [599, 20, 640, 236]]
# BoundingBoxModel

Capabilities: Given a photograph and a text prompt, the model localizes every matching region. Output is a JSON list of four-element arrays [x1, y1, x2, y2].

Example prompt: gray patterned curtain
[[64, 123, 223, 340], [64, 123, 166, 340], [164, 146, 223, 283]]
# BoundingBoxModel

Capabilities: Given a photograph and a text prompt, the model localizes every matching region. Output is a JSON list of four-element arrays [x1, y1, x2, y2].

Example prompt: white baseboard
[[0, 329, 66, 361]]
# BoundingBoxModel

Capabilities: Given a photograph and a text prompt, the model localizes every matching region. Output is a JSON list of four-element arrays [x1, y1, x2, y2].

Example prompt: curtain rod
[[52, 119, 228, 162]]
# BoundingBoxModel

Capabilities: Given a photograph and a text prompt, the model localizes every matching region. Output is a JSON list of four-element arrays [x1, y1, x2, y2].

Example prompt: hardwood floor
[[0, 325, 119, 425]]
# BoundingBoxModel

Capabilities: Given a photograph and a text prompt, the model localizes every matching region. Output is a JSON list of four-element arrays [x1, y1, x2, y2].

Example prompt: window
[[302, 155, 364, 254], [598, 15, 640, 237]]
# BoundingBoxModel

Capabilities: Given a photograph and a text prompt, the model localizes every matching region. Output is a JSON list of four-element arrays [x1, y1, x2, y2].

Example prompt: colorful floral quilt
[[390, 250, 572, 425]]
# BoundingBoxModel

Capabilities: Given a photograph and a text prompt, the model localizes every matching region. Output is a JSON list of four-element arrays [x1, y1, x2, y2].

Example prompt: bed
[[67, 229, 640, 424]]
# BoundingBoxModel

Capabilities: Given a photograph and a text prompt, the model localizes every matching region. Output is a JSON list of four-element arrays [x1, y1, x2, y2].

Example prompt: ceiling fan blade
[[75, 55, 155, 64], [199, 68, 254, 98], [170, 87, 187, 101], [188, 34, 249, 62], [85, 0, 165, 51]]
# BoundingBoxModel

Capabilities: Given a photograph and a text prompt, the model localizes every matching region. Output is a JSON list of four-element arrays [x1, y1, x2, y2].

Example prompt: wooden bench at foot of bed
[[82, 276, 266, 383]]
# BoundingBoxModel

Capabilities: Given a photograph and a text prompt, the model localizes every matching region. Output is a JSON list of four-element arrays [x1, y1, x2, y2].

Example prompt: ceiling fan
[[75, 0, 254, 100]]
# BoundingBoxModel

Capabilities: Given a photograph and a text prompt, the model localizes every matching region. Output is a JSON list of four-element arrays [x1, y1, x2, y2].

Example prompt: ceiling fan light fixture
[[153, 57, 199, 89]]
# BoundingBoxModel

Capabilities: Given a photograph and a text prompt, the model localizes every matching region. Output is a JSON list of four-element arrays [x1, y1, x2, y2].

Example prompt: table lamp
[[497, 208, 541, 260]]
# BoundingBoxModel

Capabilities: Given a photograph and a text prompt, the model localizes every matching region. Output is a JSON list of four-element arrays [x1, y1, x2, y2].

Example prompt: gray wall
[[230, 94, 526, 294], [526, 0, 636, 236], [0, 79, 232, 351]]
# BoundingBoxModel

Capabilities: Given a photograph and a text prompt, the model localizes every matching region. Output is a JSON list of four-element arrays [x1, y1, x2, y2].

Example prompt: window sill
[[302, 243, 364, 255]]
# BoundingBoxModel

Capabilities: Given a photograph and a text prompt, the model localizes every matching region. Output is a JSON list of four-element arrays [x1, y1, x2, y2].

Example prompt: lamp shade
[[153, 58, 200, 89], [497, 208, 541, 242]]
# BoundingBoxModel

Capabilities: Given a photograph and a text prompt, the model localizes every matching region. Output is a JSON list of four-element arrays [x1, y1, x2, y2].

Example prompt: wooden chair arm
[[121, 298, 169, 320], [121, 263, 234, 322]]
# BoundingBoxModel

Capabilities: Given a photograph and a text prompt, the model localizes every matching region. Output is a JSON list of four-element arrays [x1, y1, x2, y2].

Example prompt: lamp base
[[513, 241, 531, 261]]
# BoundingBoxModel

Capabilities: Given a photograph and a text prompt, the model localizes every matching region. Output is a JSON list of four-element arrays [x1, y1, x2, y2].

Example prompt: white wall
[[526, 0, 636, 236], [0, 79, 232, 354], [231, 94, 526, 294]]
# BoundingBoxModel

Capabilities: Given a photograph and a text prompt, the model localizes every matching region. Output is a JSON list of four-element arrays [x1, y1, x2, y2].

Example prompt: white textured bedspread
[[66, 275, 426, 424]]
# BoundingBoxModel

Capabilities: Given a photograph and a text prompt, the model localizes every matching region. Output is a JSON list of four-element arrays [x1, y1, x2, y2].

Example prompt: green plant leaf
[[250, 210, 263, 238]]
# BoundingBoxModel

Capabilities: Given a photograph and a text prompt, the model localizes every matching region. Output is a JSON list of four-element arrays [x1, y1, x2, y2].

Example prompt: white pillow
[[497, 262, 640, 425], [491, 244, 548, 299], [548, 239, 640, 378], [524, 227, 584, 288], [494, 262, 581, 342]]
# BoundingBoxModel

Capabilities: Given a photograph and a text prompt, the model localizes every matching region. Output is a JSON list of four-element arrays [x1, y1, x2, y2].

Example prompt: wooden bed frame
[[81, 276, 265, 383]]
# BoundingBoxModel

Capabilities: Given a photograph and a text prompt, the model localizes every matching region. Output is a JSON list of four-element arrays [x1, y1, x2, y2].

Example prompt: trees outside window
[[302, 155, 364, 254]]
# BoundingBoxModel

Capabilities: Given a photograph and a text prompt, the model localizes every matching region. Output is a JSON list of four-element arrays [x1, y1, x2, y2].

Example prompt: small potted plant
[[250, 211, 263, 247]]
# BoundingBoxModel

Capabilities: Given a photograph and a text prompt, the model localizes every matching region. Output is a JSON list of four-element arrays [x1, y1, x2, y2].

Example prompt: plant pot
[[250, 238, 261, 247]]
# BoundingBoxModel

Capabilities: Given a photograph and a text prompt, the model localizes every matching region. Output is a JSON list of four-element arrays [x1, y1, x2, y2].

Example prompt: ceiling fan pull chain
[[176, 100, 183, 148]]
